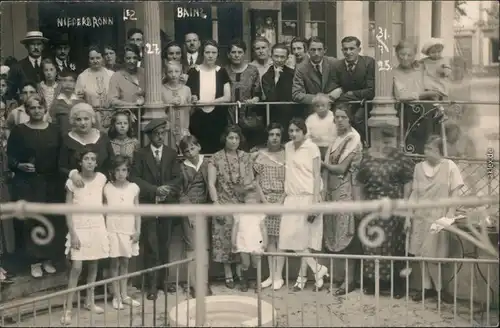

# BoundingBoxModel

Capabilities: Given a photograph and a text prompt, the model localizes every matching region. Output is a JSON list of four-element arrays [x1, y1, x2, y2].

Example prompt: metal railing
[[0, 195, 498, 327]]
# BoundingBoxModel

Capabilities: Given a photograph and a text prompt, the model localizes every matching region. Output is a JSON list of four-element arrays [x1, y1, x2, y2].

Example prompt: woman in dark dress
[[7, 95, 65, 278], [186, 40, 231, 154], [356, 127, 414, 298]]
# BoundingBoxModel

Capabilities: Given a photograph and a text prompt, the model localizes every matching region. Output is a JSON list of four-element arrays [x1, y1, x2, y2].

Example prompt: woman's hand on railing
[[244, 97, 259, 105], [191, 95, 199, 104]]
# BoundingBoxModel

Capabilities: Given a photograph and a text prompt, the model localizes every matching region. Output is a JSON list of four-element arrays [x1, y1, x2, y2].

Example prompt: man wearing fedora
[[7, 31, 48, 100], [130, 118, 182, 300], [51, 33, 80, 74]]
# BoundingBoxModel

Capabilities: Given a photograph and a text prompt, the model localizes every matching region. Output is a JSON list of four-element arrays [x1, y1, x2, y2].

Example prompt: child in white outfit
[[232, 191, 267, 292], [61, 148, 109, 325], [306, 93, 337, 159], [420, 38, 452, 100], [104, 155, 141, 310]]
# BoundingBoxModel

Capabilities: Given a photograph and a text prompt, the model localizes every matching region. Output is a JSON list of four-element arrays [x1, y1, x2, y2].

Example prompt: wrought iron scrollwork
[[0, 200, 55, 246], [402, 102, 446, 154]]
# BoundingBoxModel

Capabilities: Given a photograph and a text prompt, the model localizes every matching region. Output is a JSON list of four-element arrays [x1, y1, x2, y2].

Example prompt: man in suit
[[292, 36, 337, 118], [262, 43, 295, 133], [51, 33, 80, 75], [7, 31, 48, 100], [330, 36, 375, 144], [130, 119, 182, 300], [127, 28, 144, 68], [181, 32, 203, 72]]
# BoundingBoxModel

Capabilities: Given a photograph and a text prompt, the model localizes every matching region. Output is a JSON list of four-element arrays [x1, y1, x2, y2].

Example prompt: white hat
[[0, 65, 9, 75], [20, 31, 49, 45], [421, 38, 445, 55]]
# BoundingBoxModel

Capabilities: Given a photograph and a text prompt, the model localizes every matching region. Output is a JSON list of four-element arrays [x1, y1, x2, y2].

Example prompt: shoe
[[261, 277, 273, 288], [412, 289, 437, 302], [42, 261, 56, 274], [112, 297, 124, 310], [84, 303, 104, 314], [363, 285, 376, 295], [334, 282, 356, 296], [225, 277, 235, 289], [293, 276, 307, 291], [0, 271, 14, 285], [122, 296, 140, 307], [166, 283, 177, 293], [239, 276, 249, 292], [60, 310, 72, 325], [272, 279, 284, 291], [313, 265, 329, 290], [31, 263, 43, 278], [147, 292, 158, 301]]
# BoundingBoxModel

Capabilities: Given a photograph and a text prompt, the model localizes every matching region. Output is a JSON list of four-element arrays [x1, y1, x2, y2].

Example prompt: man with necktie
[[7, 31, 48, 100], [329, 36, 375, 145], [181, 32, 203, 72], [292, 36, 337, 118], [262, 43, 295, 135], [51, 33, 80, 75], [130, 119, 182, 300]]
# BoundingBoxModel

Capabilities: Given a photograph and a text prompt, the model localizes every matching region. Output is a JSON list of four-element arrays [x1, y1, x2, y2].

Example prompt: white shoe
[[112, 297, 124, 310], [43, 261, 56, 274], [313, 265, 329, 290], [272, 279, 284, 290], [293, 276, 307, 291], [122, 296, 141, 307], [261, 277, 273, 288], [31, 263, 43, 278], [85, 303, 104, 314], [60, 310, 72, 325]]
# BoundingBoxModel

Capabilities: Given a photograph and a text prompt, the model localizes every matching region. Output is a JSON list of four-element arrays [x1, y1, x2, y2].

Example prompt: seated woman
[[407, 135, 464, 303], [321, 103, 363, 295], [186, 40, 231, 154], [7, 95, 65, 278], [356, 127, 414, 298]]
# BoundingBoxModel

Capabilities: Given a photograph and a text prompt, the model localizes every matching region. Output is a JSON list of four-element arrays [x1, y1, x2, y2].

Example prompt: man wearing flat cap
[[130, 118, 182, 300], [7, 31, 49, 100]]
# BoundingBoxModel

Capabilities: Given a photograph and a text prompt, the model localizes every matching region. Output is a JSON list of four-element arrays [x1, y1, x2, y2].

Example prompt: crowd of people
[[0, 28, 469, 323]]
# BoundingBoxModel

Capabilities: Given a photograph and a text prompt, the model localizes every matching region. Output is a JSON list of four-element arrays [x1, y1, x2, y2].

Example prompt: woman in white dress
[[279, 118, 329, 291], [61, 148, 109, 325]]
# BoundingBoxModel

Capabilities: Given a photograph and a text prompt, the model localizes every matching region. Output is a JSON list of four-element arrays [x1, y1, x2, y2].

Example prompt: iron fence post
[[194, 214, 208, 326]]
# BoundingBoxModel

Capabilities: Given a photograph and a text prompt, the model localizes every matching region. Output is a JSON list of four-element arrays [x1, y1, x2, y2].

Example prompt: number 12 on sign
[[145, 43, 160, 55]]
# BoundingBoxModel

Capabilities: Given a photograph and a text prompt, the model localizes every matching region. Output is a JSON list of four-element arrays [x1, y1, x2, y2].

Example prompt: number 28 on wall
[[145, 43, 160, 55]]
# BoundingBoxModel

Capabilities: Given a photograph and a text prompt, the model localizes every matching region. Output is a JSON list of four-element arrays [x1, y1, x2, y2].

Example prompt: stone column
[[141, 1, 167, 144], [367, 1, 398, 147]]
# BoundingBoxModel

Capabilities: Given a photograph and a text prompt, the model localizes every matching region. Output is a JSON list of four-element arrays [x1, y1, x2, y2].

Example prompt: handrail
[[404, 153, 500, 164]]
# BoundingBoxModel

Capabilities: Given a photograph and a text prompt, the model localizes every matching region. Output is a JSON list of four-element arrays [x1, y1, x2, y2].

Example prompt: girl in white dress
[[61, 148, 109, 325], [232, 191, 267, 292], [279, 118, 329, 291], [104, 155, 141, 309]]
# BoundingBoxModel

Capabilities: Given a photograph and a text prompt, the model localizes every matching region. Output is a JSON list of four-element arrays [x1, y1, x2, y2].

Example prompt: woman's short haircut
[[74, 145, 99, 165], [228, 39, 247, 53], [252, 37, 270, 48], [290, 37, 308, 51], [288, 117, 307, 135], [21, 81, 38, 92], [69, 102, 96, 126], [311, 93, 331, 107], [107, 110, 135, 139], [58, 70, 77, 80], [202, 39, 219, 53], [88, 44, 104, 56], [41, 58, 56, 69], [425, 134, 444, 155], [109, 155, 131, 180], [127, 28, 143, 39], [25, 94, 46, 109], [162, 41, 182, 59], [266, 122, 284, 135], [333, 102, 355, 124], [123, 43, 141, 58], [220, 124, 245, 146], [395, 39, 417, 55], [179, 135, 200, 153]]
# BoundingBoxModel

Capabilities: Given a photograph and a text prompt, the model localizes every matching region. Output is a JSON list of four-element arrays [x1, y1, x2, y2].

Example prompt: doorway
[[38, 2, 126, 70]]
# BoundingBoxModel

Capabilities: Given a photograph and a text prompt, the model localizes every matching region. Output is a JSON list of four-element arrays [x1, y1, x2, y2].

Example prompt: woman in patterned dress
[[356, 127, 414, 298], [322, 103, 363, 295], [108, 111, 139, 159], [208, 125, 255, 289], [253, 123, 286, 290]]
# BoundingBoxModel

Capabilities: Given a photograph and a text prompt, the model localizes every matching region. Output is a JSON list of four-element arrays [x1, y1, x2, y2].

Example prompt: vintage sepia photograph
[[0, 1, 498, 327]]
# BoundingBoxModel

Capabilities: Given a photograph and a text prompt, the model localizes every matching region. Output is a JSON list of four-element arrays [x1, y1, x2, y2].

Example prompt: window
[[304, 2, 326, 41], [369, 1, 405, 47], [491, 38, 499, 63], [280, 2, 298, 44]]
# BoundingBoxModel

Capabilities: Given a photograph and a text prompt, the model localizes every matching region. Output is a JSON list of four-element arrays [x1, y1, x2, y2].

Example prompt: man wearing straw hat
[[7, 31, 49, 100]]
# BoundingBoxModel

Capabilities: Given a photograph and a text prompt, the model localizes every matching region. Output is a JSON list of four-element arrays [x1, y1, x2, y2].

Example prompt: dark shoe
[[363, 285, 376, 295], [393, 287, 406, 299], [207, 285, 213, 296], [412, 289, 437, 302], [189, 285, 213, 298], [239, 277, 249, 292], [225, 277, 235, 289], [147, 292, 158, 301], [166, 283, 177, 293], [334, 282, 356, 296]]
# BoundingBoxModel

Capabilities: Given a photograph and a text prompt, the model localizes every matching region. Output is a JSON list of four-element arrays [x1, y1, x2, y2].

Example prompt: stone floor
[[2, 282, 498, 327]]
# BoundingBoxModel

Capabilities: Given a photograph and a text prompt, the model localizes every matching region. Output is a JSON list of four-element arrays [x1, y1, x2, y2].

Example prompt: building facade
[[1, 1, 455, 64]]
